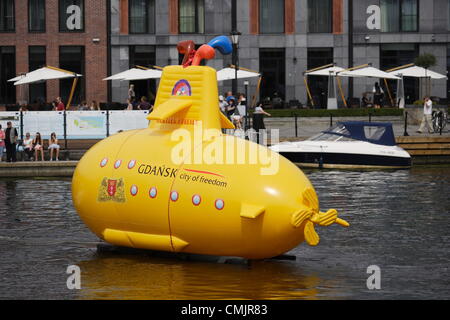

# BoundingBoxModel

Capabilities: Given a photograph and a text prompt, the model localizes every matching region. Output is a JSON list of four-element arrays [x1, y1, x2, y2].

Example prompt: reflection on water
[[0, 168, 449, 300]]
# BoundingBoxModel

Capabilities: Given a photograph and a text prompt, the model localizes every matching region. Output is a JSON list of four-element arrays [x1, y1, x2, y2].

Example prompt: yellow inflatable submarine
[[72, 36, 349, 259]]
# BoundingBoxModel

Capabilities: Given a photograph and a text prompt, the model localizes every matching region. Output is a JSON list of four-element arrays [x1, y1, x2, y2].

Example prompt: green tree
[[414, 53, 437, 96], [414, 53, 437, 69]]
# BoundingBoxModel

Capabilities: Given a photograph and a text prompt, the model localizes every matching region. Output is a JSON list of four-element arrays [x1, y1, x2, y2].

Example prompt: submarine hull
[[72, 129, 315, 259]]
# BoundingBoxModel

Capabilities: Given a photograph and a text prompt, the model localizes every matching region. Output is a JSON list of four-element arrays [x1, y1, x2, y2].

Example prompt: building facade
[[110, 0, 450, 106], [1, 0, 450, 108], [0, 0, 108, 108]]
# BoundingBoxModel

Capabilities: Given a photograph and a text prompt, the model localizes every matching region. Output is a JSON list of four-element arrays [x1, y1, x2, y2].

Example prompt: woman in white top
[[48, 132, 60, 161], [254, 104, 271, 117], [23, 132, 34, 160], [417, 96, 433, 134], [253, 103, 271, 132]]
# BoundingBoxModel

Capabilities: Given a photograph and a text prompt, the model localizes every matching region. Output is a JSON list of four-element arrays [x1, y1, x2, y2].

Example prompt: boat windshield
[[308, 133, 356, 142], [307, 122, 397, 146]]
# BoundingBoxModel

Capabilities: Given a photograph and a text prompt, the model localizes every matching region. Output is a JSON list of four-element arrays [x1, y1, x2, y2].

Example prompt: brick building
[[0, 0, 108, 108]]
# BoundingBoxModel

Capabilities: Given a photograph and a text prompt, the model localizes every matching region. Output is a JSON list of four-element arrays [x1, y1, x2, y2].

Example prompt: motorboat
[[270, 122, 411, 169]]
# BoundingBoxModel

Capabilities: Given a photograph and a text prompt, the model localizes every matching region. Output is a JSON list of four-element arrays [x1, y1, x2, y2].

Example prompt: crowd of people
[[0, 122, 60, 163], [219, 91, 271, 131]]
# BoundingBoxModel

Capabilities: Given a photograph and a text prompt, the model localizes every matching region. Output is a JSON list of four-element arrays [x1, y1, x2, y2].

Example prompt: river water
[[0, 168, 449, 300]]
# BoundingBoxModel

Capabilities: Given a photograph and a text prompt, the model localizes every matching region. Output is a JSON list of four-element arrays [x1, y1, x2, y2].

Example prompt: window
[[307, 48, 333, 108], [129, 46, 156, 103], [308, 0, 332, 33], [179, 0, 204, 33], [260, 0, 284, 34], [0, 0, 14, 32], [129, 0, 155, 34], [381, 0, 418, 32], [380, 44, 419, 104], [59, 0, 84, 32], [29, 46, 46, 104], [259, 48, 286, 101], [29, 0, 45, 32], [447, 45, 450, 99], [60, 46, 85, 105], [0, 47, 16, 104]]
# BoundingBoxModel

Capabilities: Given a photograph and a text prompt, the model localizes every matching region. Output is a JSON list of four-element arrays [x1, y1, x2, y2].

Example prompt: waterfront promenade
[[0, 116, 448, 178]]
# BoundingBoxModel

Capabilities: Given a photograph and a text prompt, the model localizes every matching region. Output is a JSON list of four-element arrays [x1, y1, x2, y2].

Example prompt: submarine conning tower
[[148, 36, 235, 133]]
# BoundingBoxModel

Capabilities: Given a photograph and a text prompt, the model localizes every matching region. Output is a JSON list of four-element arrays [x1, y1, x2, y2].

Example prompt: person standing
[[219, 95, 228, 115], [128, 84, 136, 102], [417, 96, 434, 134], [0, 124, 5, 162], [5, 122, 18, 163], [373, 82, 384, 109]]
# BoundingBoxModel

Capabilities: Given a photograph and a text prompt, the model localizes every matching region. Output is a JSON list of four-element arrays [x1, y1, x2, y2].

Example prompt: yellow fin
[[220, 112, 235, 129], [147, 98, 192, 121], [240, 204, 265, 219], [291, 209, 313, 228], [304, 221, 320, 246]]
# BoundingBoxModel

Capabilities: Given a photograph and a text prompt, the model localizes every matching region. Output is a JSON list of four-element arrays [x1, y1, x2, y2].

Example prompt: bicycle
[[432, 110, 448, 133]]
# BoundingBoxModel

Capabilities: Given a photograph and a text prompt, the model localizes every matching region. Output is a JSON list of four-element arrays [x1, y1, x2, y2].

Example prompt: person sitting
[[33, 132, 44, 161], [78, 101, 90, 111], [90, 100, 100, 111], [124, 98, 133, 110], [138, 96, 152, 111], [23, 132, 34, 161], [54, 97, 65, 111], [232, 107, 242, 130], [48, 132, 60, 161], [0, 124, 4, 162], [362, 93, 373, 108]]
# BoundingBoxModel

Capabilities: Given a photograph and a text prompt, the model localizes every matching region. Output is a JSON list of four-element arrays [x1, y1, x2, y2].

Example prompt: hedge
[[259, 108, 405, 118]]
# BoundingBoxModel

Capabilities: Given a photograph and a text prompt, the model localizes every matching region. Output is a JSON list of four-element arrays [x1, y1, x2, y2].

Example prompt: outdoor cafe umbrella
[[388, 64, 447, 107], [14, 66, 82, 86], [7, 74, 25, 83], [13, 66, 82, 109], [304, 64, 346, 109], [337, 64, 400, 107], [103, 67, 162, 81], [118, 68, 162, 81], [216, 66, 261, 81]]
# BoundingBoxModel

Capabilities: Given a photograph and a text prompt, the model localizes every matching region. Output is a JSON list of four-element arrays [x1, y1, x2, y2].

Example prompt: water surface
[[0, 168, 449, 300]]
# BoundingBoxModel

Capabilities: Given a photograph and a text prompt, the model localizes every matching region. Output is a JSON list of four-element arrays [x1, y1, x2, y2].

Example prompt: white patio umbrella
[[217, 67, 260, 81], [338, 66, 401, 80], [8, 74, 25, 82], [305, 66, 345, 76], [14, 66, 82, 86], [389, 65, 447, 80], [337, 65, 401, 108], [305, 65, 346, 109], [13, 66, 82, 108], [104, 68, 150, 81], [119, 68, 162, 81], [388, 65, 447, 108]]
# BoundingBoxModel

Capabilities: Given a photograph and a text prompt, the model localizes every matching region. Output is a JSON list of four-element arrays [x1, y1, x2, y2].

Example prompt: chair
[[348, 97, 361, 109]]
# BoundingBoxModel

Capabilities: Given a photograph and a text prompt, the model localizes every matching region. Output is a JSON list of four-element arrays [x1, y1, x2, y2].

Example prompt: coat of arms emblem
[[98, 178, 126, 203]]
